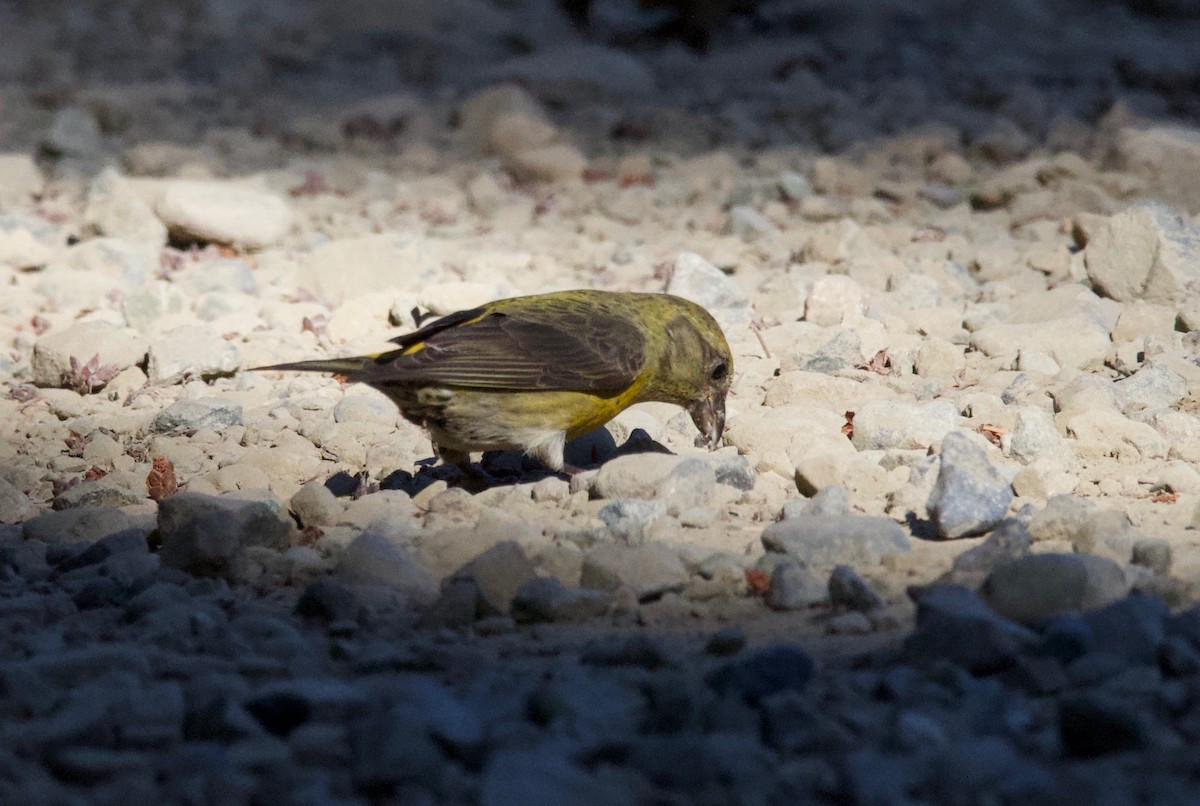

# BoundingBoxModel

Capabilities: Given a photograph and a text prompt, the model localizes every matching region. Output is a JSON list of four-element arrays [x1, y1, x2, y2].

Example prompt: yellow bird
[[256, 289, 733, 476]]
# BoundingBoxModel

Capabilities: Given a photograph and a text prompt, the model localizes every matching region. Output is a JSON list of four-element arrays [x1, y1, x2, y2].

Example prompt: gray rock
[[778, 170, 812, 202], [22, 507, 132, 545], [1115, 126, 1200, 215], [0, 477, 33, 523], [927, 431, 1013, 539], [44, 107, 103, 157], [1010, 407, 1064, 463], [1113, 363, 1187, 413], [800, 485, 850, 517], [654, 459, 717, 516], [1085, 202, 1200, 303], [727, 205, 779, 240], [596, 499, 666, 543], [796, 329, 861, 374], [155, 180, 293, 248], [765, 562, 827, 610], [151, 397, 243, 432], [709, 452, 756, 491], [851, 400, 959, 451], [158, 493, 291, 579], [903, 585, 1038, 673], [667, 252, 751, 322], [580, 543, 689, 601], [1028, 494, 1096, 542], [761, 515, 911, 567], [511, 576, 614, 623], [1072, 509, 1136, 565], [828, 565, 884, 611], [918, 184, 964, 208], [0, 211, 58, 268], [336, 533, 438, 606], [333, 394, 396, 424], [289, 480, 343, 528], [981, 553, 1130, 624], [51, 475, 145, 510], [453, 541, 537, 617], [938, 519, 1032, 590], [31, 321, 149, 391], [147, 325, 240, 384], [1132, 538, 1172, 575]]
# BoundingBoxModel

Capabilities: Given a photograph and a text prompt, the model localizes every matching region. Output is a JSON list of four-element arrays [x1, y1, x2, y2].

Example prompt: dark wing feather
[[354, 298, 645, 393]]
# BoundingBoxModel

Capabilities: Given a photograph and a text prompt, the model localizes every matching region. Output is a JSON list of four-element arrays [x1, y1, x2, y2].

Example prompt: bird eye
[[711, 362, 728, 381]]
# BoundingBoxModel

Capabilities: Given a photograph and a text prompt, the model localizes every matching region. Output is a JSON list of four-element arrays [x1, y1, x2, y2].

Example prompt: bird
[[254, 289, 733, 479]]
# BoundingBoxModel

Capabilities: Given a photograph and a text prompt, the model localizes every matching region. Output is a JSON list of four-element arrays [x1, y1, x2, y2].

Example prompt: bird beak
[[689, 393, 725, 449]]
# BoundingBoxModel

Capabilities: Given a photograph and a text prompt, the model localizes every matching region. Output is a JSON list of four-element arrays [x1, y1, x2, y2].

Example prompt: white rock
[[147, 324, 240, 384], [32, 321, 149, 390], [667, 252, 751, 321], [1084, 202, 1200, 303], [1065, 409, 1169, 461], [155, 180, 293, 248], [851, 400, 960, 451], [804, 275, 867, 326]]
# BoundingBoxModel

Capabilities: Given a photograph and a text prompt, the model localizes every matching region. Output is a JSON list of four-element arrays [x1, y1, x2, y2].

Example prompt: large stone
[[903, 585, 1038, 673], [158, 493, 291, 579], [667, 252, 751, 324], [1115, 126, 1200, 215], [761, 515, 911, 567], [511, 576, 613, 623], [336, 532, 438, 606], [452, 541, 537, 617], [851, 400, 959, 452], [927, 431, 1014, 539], [32, 321, 148, 391], [155, 180, 293, 248], [1084, 202, 1200, 303], [981, 553, 1130, 625], [147, 324, 240, 384], [151, 397, 243, 433], [580, 543, 689, 601]]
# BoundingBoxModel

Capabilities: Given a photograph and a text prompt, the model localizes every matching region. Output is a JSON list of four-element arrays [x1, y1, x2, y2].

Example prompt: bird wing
[[355, 297, 646, 393]]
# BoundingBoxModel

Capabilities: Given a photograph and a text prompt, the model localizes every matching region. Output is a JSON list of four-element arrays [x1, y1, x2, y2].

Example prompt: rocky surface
[[3, 0, 1200, 801]]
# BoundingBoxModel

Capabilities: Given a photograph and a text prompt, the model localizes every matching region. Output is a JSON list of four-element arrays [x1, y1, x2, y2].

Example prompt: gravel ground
[[4, 0, 1200, 802]]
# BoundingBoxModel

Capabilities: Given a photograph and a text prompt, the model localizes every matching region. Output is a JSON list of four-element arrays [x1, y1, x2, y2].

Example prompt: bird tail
[[251, 357, 368, 375]]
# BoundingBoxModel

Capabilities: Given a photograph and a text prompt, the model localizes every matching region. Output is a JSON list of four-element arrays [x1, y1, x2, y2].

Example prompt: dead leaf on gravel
[[146, 455, 178, 501]]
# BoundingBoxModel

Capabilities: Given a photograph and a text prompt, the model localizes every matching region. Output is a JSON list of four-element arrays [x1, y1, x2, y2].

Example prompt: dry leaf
[[146, 455, 178, 501]]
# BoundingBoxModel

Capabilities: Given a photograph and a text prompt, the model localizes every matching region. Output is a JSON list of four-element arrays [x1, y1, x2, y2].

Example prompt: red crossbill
[[256, 289, 733, 477]]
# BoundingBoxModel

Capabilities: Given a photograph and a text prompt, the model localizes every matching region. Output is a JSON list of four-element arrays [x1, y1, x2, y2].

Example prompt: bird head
[[647, 297, 734, 450]]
